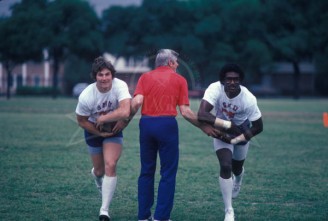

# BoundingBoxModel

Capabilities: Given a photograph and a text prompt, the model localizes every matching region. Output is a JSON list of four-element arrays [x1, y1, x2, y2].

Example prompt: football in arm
[[226, 119, 250, 136], [101, 121, 117, 133]]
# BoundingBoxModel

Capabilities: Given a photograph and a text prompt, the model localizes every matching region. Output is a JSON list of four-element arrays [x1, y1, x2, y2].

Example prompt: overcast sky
[[0, 0, 142, 17]]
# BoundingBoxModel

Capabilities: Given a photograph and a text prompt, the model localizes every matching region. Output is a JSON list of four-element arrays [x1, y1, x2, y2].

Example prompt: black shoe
[[99, 214, 110, 221]]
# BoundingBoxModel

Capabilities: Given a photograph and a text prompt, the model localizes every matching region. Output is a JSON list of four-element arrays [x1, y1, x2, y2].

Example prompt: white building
[[0, 52, 150, 96]]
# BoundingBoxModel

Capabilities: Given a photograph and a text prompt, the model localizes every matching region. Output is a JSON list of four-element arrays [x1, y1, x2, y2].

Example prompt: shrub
[[16, 86, 59, 96]]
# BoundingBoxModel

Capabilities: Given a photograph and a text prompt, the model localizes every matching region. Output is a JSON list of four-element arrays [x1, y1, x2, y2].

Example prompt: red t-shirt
[[134, 66, 190, 116]]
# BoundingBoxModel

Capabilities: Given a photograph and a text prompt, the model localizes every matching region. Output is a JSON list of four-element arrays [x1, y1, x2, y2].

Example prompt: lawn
[[0, 97, 327, 221]]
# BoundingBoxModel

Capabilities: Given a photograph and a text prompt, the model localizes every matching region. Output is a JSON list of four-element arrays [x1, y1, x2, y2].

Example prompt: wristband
[[214, 118, 231, 129], [231, 134, 247, 144]]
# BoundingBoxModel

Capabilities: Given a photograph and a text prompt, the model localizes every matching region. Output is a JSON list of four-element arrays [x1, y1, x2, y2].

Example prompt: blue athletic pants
[[138, 116, 179, 220]]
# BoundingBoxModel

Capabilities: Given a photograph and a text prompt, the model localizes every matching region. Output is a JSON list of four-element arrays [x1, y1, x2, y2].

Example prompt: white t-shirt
[[202, 81, 261, 125], [75, 78, 131, 123]]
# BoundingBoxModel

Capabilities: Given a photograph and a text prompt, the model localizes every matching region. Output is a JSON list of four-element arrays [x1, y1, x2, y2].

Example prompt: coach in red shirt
[[131, 49, 215, 221]]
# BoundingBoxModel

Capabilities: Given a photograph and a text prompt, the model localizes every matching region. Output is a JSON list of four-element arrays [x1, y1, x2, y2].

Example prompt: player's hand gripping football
[[199, 123, 218, 137], [96, 123, 115, 138], [112, 120, 129, 133], [226, 121, 243, 135], [212, 129, 233, 144]]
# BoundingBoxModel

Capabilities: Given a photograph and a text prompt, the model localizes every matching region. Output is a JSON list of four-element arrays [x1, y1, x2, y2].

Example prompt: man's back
[[134, 66, 189, 116]]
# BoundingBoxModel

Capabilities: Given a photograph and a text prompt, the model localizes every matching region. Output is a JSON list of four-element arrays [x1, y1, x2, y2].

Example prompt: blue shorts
[[84, 130, 123, 155]]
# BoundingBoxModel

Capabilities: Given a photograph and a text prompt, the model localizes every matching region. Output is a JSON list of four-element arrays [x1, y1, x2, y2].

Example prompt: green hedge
[[16, 86, 59, 96], [315, 73, 328, 96]]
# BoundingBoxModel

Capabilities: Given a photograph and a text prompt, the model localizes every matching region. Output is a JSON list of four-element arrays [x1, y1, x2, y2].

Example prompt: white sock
[[219, 176, 233, 211], [100, 175, 117, 215]]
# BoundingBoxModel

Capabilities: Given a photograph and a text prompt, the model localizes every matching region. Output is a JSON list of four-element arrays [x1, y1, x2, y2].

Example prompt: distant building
[[250, 62, 316, 96], [103, 53, 151, 94], [270, 62, 316, 95], [0, 0, 143, 17], [0, 52, 150, 96]]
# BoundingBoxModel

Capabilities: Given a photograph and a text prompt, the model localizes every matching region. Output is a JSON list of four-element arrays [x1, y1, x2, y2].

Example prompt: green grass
[[0, 97, 327, 221]]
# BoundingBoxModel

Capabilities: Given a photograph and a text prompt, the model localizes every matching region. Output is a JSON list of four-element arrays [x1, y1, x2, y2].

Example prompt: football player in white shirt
[[76, 56, 131, 221], [198, 63, 263, 221]]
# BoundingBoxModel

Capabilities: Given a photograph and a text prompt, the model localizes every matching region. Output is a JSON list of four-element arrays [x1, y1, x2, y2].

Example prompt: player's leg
[[85, 130, 105, 194], [99, 137, 123, 220], [90, 151, 105, 194], [231, 143, 249, 198], [231, 159, 244, 199], [232, 159, 244, 177], [103, 138, 123, 176], [214, 139, 234, 221]]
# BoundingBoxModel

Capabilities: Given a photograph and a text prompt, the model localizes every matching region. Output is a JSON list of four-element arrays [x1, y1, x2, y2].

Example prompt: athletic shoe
[[224, 208, 234, 221], [99, 214, 110, 221], [232, 176, 241, 199], [91, 168, 102, 194]]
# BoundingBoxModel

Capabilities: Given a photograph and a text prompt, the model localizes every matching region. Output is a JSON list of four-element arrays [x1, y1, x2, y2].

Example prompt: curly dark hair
[[219, 63, 244, 82], [90, 56, 116, 80]]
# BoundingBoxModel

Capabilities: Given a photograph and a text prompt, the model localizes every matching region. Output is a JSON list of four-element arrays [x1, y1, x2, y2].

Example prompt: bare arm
[[131, 94, 144, 117], [198, 99, 242, 133], [179, 104, 218, 137], [226, 117, 264, 145], [179, 104, 200, 127], [96, 98, 131, 125], [243, 117, 263, 140], [197, 99, 216, 125], [77, 114, 114, 137], [198, 99, 231, 128], [114, 94, 144, 127]]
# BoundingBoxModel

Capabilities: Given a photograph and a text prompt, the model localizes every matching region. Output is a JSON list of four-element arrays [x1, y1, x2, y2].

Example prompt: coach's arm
[[179, 104, 217, 137]]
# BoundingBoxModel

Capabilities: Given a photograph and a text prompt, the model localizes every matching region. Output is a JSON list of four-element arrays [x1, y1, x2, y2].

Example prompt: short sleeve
[[116, 80, 132, 101], [203, 82, 221, 106], [76, 95, 91, 116], [245, 96, 262, 121], [178, 77, 189, 106], [247, 104, 262, 121], [134, 74, 146, 96]]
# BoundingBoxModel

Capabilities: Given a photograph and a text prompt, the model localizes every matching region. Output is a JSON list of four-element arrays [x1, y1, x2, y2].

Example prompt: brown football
[[101, 121, 117, 133]]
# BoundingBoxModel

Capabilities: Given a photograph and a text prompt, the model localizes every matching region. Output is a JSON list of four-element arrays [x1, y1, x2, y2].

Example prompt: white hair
[[155, 49, 179, 68]]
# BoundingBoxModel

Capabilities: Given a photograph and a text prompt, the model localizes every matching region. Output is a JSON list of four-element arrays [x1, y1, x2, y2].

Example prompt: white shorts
[[213, 138, 249, 161]]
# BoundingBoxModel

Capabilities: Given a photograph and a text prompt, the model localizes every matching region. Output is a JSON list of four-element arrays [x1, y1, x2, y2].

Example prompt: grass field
[[0, 97, 327, 221]]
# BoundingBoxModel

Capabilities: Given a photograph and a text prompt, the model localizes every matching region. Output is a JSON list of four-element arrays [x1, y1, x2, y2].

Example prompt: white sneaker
[[224, 208, 234, 221], [99, 209, 110, 221], [232, 176, 241, 199], [91, 168, 103, 194]]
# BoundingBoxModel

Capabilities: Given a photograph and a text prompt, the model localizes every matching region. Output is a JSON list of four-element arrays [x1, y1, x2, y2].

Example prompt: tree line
[[0, 0, 327, 99]]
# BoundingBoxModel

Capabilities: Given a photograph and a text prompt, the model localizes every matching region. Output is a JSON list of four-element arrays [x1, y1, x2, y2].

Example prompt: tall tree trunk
[[52, 55, 59, 99], [6, 70, 11, 100], [4, 61, 14, 100], [292, 61, 300, 100]]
